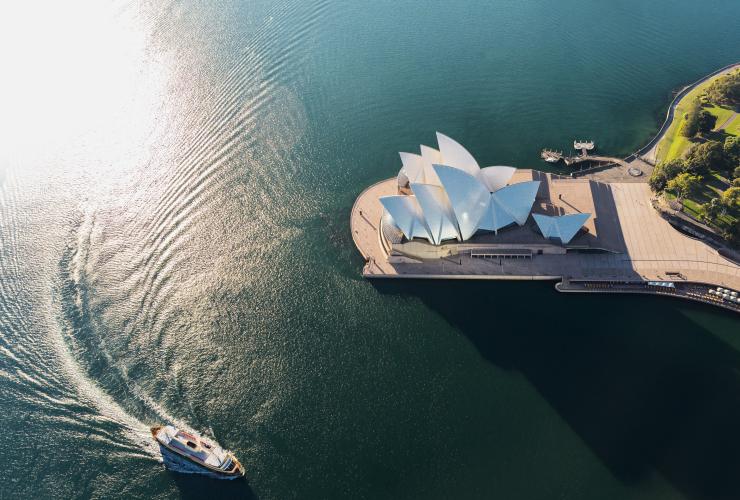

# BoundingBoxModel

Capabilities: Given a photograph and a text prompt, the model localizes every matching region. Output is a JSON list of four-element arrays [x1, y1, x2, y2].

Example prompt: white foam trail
[[52, 209, 206, 461]]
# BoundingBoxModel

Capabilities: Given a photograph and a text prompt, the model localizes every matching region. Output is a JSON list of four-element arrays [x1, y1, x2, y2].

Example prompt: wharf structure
[[540, 139, 627, 170], [351, 133, 740, 313]]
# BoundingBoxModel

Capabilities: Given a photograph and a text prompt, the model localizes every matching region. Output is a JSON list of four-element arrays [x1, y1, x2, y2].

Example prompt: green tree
[[702, 198, 722, 222], [684, 140, 725, 175], [725, 136, 740, 167], [666, 172, 701, 198], [681, 98, 702, 137], [721, 224, 740, 247], [697, 110, 717, 134], [705, 70, 740, 107], [720, 186, 740, 212], [649, 158, 685, 191]]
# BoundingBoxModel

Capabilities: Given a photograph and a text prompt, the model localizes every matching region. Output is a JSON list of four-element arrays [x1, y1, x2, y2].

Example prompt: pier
[[539, 138, 652, 181], [573, 139, 595, 157], [540, 139, 598, 166]]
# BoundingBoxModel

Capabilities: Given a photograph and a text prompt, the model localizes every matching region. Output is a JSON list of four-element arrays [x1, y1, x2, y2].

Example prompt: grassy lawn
[[706, 103, 735, 129], [655, 69, 739, 164], [665, 169, 738, 230], [661, 133, 692, 163], [655, 69, 739, 244], [724, 114, 740, 136]]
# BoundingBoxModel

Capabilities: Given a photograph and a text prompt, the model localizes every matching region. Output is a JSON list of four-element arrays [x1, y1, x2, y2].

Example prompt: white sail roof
[[399, 152, 425, 183], [432, 164, 489, 240], [477, 166, 516, 192], [388, 134, 571, 246], [478, 195, 516, 232], [436, 132, 480, 176], [381, 209, 404, 244], [379, 195, 432, 242], [410, 183, 461, 244], [532, 213, 591, 244], [419, 145, 443, 186], [380, 195, 433, 243], [491, 181, 540, 225]]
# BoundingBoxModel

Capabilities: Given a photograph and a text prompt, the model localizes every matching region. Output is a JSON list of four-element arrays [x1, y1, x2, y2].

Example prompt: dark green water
[[1, 1, 739, 498]]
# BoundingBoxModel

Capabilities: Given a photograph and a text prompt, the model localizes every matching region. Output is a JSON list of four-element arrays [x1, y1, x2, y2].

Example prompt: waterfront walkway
[[640, 62, 740, 164], [545, 63, 740, 182]]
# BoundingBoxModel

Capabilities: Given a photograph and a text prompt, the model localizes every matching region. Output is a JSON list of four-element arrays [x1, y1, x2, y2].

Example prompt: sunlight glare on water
[[0, 1, 167, 171]]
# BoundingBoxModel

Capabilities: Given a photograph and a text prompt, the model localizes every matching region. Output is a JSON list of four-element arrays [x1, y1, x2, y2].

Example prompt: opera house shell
[[381, 132, 590, 246]]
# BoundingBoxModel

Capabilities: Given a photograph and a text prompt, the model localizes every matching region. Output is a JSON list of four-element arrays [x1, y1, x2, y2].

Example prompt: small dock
[[540, 139, 597, 166], [540, 149, 564, 163], [573, 139, 595, 157]]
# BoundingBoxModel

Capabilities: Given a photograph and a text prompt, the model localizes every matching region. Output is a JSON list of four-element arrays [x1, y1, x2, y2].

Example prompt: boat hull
[[151, 426, 245, 480]]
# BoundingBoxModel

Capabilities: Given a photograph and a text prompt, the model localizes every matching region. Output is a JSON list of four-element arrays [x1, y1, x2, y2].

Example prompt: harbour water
[[1, 0, 739, 498]]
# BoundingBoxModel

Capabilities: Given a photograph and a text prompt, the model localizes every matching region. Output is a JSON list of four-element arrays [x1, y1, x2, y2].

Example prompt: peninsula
[[350, 66, 740, 313]]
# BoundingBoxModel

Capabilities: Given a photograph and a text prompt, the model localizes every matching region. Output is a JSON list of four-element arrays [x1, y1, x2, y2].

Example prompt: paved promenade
[[575, 155, 654, 183], [350, 178, 740, 292]]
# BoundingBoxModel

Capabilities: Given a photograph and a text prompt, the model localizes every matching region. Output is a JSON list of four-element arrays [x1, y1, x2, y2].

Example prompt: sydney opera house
[[378, 133, 602, 258], [352, 133, 740, 311]]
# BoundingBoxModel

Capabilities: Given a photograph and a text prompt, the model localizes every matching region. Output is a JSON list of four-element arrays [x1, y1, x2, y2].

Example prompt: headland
[[350, 66, 740, 313]]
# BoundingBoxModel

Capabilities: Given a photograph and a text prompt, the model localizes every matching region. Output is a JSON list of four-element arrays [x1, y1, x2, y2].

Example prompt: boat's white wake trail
[[53, 210, 204, 461]]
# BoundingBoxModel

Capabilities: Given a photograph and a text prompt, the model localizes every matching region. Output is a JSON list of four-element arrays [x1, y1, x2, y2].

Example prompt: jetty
[[539, 139, 650, 179], [540, 149, 563, 163], [573, 139, 594, 156], [541, 139, 598, 166]]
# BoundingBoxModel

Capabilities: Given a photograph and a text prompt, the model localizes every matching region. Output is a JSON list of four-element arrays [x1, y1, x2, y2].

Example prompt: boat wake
[[53, 210, 207, 461]]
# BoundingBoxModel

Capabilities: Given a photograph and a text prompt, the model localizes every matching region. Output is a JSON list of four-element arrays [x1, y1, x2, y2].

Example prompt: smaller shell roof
[[532, 213, 591, 244]]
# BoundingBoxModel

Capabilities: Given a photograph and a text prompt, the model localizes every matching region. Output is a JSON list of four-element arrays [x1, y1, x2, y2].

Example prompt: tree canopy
[[721, 186, 740, 211], [681, 98, 703, 137], [666, 172, 701, 198], [684, 140, 726, 175], [697, 110, 717, 133], [725, 136, 740, 170], [649, 158, 685, 191], [705, 70, 740, 107], [680, 98, 717, 138]]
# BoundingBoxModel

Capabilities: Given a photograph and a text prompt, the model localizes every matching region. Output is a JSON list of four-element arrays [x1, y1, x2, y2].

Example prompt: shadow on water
[[168, 473, 257, 500], [373, 279, 740, 500]]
